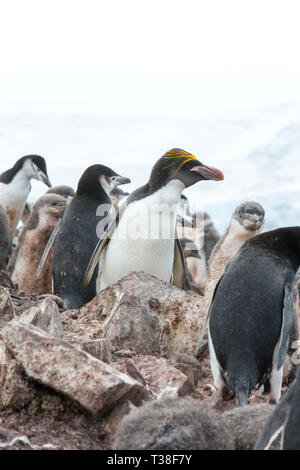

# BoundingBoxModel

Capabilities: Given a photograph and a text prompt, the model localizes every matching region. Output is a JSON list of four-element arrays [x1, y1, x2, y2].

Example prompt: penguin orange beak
[[190, 165, 224, 181]]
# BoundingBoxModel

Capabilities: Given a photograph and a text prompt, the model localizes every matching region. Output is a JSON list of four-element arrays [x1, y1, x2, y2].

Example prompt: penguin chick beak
[[248, 214, 259, 223], [190, 165, 224, 181]]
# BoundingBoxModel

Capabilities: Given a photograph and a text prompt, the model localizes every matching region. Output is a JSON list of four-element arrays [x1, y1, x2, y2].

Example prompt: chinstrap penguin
[[208, 226, 300, 406], [84, 148, 224, 292], [52, 165, 130, 309], [0, 155, 51, 234], [9, 194, 68, 295]]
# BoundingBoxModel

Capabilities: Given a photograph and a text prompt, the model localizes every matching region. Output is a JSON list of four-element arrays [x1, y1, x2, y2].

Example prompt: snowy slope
[[0, 103, 299, 235]]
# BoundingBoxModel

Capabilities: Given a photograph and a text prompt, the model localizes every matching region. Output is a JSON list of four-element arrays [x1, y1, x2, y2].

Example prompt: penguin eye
[[105, 176, 114, 185], [32, 162, 42, 176]]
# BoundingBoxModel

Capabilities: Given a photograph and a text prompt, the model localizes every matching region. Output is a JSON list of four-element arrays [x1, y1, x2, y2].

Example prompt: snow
[[0, 103, 299, 235]]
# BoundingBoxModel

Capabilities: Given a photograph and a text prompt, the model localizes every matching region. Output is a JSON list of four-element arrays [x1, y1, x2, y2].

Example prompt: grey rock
[[96, 272, 205, 358], [0, 321, 149, 415], [65, 337, 112, 363], [81, 338, 112, 363], [171, 353, 203, 387], [126, 355, 194, 399], [0, 340, 33, 410], [103, 293, 161, 356], [0, 287, 15, 322], [18, 297, 63, 339]]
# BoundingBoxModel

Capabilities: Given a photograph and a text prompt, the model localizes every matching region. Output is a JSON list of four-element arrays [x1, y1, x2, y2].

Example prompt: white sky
[[1, 0, 300, 118]]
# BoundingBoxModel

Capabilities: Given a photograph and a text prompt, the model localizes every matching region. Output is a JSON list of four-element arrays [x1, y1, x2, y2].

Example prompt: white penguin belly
[[0, 181, 29, 232], [100, 236, 175, 290], [99, 180, 183, 291]]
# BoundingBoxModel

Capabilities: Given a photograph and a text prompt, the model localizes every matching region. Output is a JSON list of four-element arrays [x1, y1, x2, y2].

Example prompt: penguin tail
[[235, 390, 249, 407], [230, 378, 251, 406], [227, 361, 256, 407]]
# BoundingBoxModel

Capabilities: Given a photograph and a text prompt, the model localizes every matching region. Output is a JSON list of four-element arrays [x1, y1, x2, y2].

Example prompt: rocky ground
[[0, 270, 294, 450]]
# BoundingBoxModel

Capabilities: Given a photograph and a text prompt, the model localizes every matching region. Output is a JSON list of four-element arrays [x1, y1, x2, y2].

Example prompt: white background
[[0, 0, 300, 232]]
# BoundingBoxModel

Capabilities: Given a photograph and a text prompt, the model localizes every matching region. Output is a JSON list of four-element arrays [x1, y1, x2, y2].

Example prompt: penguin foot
[[221, 385, 234, 401]]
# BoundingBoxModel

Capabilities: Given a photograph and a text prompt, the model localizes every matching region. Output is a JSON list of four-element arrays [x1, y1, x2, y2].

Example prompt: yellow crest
[[162, 148, 198, 176]]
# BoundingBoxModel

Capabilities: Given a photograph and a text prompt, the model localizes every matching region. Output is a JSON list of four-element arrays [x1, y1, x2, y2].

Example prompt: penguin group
[[83, 148, 224, 293], [1, 145, 300, 450]]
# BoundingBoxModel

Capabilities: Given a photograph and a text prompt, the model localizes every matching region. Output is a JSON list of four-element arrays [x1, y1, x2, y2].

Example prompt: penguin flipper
[[83, 204, 126, 288], [276, 282, 296, 370], [35, 220, 61, 279], [194, 251, 240, 358], [7, 225, 26, 276]]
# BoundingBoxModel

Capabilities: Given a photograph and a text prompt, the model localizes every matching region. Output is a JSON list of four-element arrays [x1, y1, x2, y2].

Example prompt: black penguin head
[[76, 165, 131, 198], [0, 155, 51, 187], [234, 201, 265, 232], [22, 155, 51, 187], [149, 148, 224, 191]]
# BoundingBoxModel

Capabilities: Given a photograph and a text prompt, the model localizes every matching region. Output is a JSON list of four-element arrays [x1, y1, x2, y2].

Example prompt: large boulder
[[0, 321, 149, 415], [74, 272, 205, 358]]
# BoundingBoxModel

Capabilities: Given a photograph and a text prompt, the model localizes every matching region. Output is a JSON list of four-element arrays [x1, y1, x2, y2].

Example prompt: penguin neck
[[148, 179, 185, 206], [7, 161, 33, 195], [76, 182, 112, 204], [122, 179, 185, 242], [226, 218, 260, 242]]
